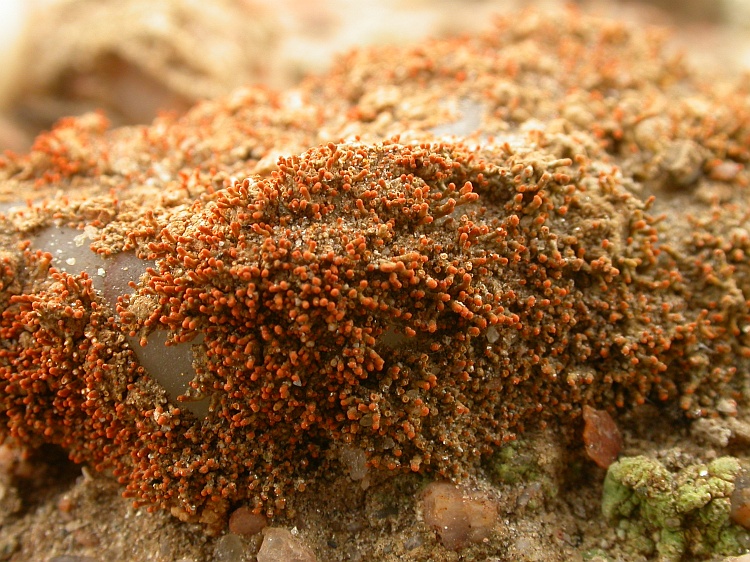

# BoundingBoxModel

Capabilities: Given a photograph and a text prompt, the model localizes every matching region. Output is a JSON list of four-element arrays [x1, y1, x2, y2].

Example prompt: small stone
[[72, 527, 99, 548], [717, 398, 738, 416], [57, 493, 75, 513], [731, 472, 750, 529], [213, 533, 246, 562], [582, 405, 623, 469], [660, 139, 706, 187], [709, 160, 743, 182], [691, 418, 732, 448], [421, 481, 498, 551], [256, 527, 317, 562], [403, 534, 423, 551], [228, 506, 267, 536], [339, 447, 368, 481]]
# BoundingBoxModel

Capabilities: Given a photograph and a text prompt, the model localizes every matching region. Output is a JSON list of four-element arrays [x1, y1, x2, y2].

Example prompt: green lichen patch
[[486, 441, 543, 486], [602, 455, 750, 560]]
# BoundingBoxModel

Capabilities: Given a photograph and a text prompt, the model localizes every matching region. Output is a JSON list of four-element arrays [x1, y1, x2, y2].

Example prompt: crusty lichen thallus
[[603, 456, 749, 560], [0, 140, 745, 527]]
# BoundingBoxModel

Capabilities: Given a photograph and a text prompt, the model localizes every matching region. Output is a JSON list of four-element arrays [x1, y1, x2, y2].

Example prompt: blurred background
[[0, 0, 748, 153]]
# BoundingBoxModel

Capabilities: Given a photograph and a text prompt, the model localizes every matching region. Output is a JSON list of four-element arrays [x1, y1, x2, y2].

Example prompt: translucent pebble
[[421, 482, 497, 550], [582, 405, 623, 469], [213, 533, 246, 562], [485, 326, 499, 344], [32, 225, 105, 284], [339, 447, 368, 481], [99, 250, 152, 305], [256, 527, 317, 562], [127, 330, 209, 418], [228, 506, 267, 536], [30, 227, 209, 417]]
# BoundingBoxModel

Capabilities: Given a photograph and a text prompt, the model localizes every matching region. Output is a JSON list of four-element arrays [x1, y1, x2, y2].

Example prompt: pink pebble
[[582, 405, 623, 469], [256, 527, 316, 562], [228, 506, 267, 536], [421, 481, 497, 550]]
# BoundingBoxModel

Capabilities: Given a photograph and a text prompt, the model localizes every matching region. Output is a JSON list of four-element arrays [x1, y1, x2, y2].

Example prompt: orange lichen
[[12, 112, 111, 188], [0, 8, 748, 530]]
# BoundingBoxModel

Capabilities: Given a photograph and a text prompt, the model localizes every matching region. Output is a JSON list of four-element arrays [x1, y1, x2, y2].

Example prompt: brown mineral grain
[[582, 405, 623, 469], [229, 506, 267, 536]]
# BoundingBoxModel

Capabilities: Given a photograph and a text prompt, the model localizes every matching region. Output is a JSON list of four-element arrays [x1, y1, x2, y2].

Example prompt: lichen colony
[[0, 9, 748, 530]]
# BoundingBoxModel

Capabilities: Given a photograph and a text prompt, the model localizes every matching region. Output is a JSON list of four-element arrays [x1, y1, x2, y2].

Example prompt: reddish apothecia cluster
[[6, 137, 744, 526], [0, 9, 748, 529]]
